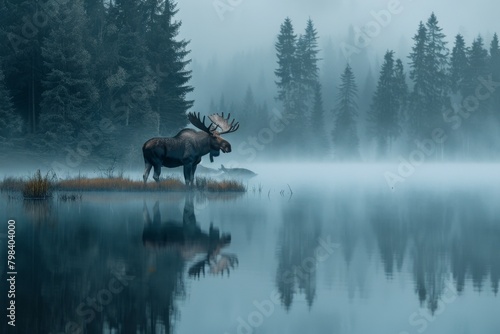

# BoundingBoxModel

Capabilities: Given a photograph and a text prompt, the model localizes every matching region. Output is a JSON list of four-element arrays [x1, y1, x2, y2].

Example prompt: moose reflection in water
[[142, 193, 238, 278]]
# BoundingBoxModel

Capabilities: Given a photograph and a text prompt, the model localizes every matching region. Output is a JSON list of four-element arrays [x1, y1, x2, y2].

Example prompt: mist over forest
[[0, 0, 499, 175]]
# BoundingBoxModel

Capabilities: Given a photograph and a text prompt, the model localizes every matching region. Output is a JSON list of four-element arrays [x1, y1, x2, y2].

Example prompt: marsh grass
[[195, 177, 246, 192], [0, 176, 24, 192], [1, 172, 246, 193], [22, 170, 56, 199]]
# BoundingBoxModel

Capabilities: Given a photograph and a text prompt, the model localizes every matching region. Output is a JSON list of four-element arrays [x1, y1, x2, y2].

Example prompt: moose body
[[143, 112, 239, 185]]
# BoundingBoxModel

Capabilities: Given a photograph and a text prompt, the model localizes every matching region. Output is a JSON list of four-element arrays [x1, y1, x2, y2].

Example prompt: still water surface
[[1, 164, 500, 334]]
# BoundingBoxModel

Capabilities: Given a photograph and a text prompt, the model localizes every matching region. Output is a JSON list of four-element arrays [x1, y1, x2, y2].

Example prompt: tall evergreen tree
[[450, 34, 468, 94], [105, 0, 153, 113], [332, 65, 360, 160], [460, 36, 489, 157], [0, 63, 23, 144], [310, 82, 329, 156], [39, 0, 99, 151], [275, 17, 306, 154], [0, 0, 45, 134], [490, 33, 500, 120], [408, 14, 449, 141], [462, 36, 489, 98], [301, 19, 321, 101], [369, 51, 400, 157], [425, 13, 449, 89], [291, 35, 308, 120], [408, 21, 428, 139], [275, 17, 297, 112], [491, 33, 500, 81], [424, 13, 450, 127], [394, 58, 409, 121], [146, 0, 194, 134]]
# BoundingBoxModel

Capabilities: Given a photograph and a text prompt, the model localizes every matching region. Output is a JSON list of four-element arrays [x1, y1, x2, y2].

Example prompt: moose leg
[[153, 164, 161, 183], [191, 161, 200, 184], [183, 164, 193, 186], [143, 162, 153, 184], [191, 163, 197, 184]]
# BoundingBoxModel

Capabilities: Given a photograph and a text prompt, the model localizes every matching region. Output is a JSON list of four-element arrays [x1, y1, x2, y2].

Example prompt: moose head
[[187, 112, 240, 162]]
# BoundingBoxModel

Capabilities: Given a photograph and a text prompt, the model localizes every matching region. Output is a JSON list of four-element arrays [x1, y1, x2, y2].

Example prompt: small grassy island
[[1, 170, 246, 199]]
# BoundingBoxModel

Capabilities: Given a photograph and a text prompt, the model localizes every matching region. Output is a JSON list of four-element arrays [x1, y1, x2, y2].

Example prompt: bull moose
[[142, 112, 239, 185]]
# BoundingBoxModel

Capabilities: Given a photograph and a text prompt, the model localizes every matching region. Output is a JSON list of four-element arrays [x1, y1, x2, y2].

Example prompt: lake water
[[1, 164, 500, 334]]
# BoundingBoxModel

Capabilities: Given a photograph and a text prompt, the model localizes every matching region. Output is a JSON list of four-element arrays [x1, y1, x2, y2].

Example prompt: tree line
[[0, 0, 193, 165], [1, 3, 499, 165], [272, 13, 500, 160]]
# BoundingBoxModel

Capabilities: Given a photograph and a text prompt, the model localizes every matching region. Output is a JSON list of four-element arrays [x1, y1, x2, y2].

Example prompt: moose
[[142, 112, 239, 185]]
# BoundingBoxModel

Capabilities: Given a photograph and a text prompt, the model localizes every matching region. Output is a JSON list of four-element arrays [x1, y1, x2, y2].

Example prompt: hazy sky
[[176, 0, 500, 65]]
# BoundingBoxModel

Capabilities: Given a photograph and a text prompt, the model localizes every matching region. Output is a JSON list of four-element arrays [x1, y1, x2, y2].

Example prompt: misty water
[[2, 164, 500, 334]]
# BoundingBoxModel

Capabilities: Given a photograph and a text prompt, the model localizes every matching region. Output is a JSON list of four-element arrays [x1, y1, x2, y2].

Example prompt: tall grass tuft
[[23, 170, 56, 199]]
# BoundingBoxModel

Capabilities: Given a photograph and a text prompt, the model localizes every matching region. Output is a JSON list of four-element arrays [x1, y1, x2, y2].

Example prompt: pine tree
[[425, 13, 450, 128], [450, 34, 468, 94], [275, 17, 297, 112], [0, 0, 44, 134], [394, 59, 409, 121], [491, 33, 500, 81], [0, 63, 23, 144], [369, 51, 400, 157], [298, 19, 322, 154], [332, 65, 360, 160], [39, 0, 99, 151], [291, 35, 308, 120], [460, 36, 489, 157], [310, 82, 329, 156], [146, 0, 194, 134], [275, 17, 304, 154], [408, 14, 449, 140], [425, 13, 449, 89], [462, 36, 489, 98], [301, 19, 320, 100], [408, 22, 428, 139], [104, 0, 155, 126], [490, 33, 500, 120]]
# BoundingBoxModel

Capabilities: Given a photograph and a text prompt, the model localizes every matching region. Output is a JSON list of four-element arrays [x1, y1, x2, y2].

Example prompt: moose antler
[[187, 112, 217, 134], [208, 112, 240, 134], [209, 253, 239, 276], [188, 257, 209, 279]]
